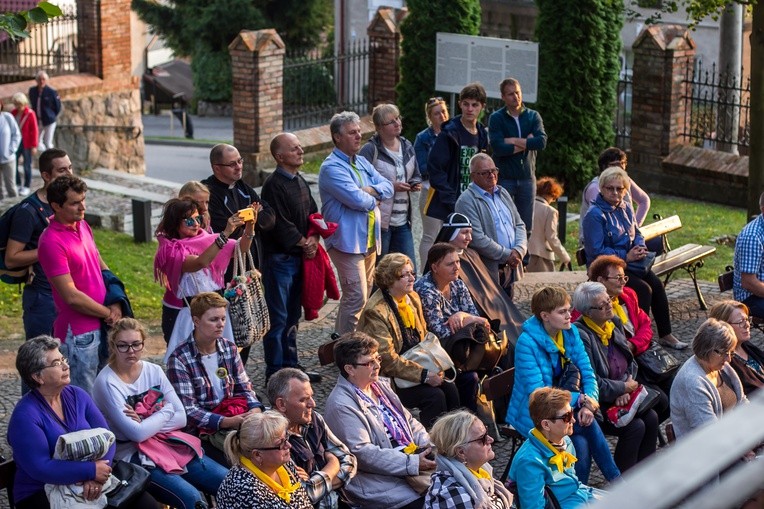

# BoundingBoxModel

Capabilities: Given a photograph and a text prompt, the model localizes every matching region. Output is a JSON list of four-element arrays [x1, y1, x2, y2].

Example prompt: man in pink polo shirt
[[38, 174, 122, 391]]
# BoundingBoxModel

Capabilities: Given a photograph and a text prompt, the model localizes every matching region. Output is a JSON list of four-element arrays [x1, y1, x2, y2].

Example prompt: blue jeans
[[148, 456, 227, 509], [570, 419, 621, 484], [16, 146, 32, 187], [21, 285, 56, 394], [262, 253, 302, 377], [380, 223, 417, 273], [61, 327, 100, 393], [744, 295, 764, 320], [500, 176, 536, 235]]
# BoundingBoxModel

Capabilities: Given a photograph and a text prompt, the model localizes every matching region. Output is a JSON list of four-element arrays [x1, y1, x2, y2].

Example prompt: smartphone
[[238, 208, 254, 222], [408, 177, 423, 186]]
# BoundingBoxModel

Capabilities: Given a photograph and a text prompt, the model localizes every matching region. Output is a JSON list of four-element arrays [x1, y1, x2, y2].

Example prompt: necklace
[[460, 118, 477, 135]]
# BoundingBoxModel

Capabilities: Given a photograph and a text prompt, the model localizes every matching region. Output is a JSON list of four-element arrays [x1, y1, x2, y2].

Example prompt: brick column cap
[[633, 24, 696, 52], [229, 29, 285, 53], [367, 6, 408, 34]]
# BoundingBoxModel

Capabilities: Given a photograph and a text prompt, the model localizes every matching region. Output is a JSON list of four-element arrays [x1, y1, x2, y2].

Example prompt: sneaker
[[18, 187, 30, 196], [658, 334, 688, 350], [606, 385, 648, 428]]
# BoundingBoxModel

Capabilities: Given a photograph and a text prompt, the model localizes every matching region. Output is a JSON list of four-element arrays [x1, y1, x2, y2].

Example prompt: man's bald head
[[270, 133, 304, 174], [209, 144, 243, 185], [209, 144, 238, 166]]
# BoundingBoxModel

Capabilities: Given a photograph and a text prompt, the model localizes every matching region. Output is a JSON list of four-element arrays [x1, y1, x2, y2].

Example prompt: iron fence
[[0, 4, 79, 84], [283, 39, 369, 131], [614, 66, 632, 150], [682, 61, 750, 154]]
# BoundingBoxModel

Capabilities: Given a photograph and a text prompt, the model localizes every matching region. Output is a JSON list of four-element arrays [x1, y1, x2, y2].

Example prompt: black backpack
[[0, 193, 48, 285]]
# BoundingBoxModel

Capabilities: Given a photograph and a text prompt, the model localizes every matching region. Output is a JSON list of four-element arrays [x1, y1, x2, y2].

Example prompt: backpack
[[0, 192, 48, 285]]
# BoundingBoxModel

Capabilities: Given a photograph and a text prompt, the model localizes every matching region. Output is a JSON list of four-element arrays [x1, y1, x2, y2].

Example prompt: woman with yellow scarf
[[358, 252, 460, 428], [217, 411, 312, 509], [510, 387, 603, 509], [572, 282, 659, 473]]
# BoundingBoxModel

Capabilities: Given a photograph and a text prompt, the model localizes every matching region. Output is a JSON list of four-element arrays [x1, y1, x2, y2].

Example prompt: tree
[[132, 0, 331, 102], [0, 1, 61, 40], [396, 0, 481, 141], [534, 0, 624, 194]]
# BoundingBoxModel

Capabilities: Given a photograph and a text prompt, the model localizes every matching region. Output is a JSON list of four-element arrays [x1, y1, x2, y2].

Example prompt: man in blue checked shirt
[[734, 192, 764, 318]]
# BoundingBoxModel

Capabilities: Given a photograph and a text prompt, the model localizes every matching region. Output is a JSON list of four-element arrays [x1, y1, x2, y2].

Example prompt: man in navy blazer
[[28, 71, 61, 151]]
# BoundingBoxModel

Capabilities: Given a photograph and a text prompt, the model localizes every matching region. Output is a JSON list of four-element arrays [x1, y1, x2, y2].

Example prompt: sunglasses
[[547, 410, 574, 423], [464, 430, 491, 446], [427, 96, 445, 105], [182, 215, 204, 227]]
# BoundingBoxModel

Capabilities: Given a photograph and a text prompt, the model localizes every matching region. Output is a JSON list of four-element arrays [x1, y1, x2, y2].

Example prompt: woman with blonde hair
[[425, 410, 512, 509], [179, 180, 211, 232], [11, 92, 38, 196], [708, 300, 764, 395], [217, 411, 312, 508]]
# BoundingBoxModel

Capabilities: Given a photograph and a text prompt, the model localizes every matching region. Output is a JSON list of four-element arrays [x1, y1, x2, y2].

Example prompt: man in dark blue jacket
[[424, 82, 489, 223], [28, 71, 61, 151]]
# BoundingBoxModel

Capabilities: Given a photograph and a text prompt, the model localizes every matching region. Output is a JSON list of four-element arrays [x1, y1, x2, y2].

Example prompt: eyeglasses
[[605, 275, 629, 283], [427, 97, 444, 105], [714, 349, 734, 359], [215, 158, 244, 169], [463, 430, 491, 446], [590, 301, 613, 311], [182, 215, 204, 227], [547, 410, 574, 423], [730, 316, 753, 328], [474, 169, 499, 178], [115, 341, 145, 353], [382, 116, 403, 126], [41, 357, 69, 369], [353, 354, 382, 368], [399, 271, 416, 280], [603, 186, 626, 194], [257, 436, 290, 451]]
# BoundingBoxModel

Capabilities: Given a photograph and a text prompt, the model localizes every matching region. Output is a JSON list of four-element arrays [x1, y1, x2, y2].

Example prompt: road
[[144, 143, 212, 183]]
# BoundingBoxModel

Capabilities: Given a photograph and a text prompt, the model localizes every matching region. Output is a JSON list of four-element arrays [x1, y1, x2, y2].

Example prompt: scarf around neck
[[240, 456, 301, 503], [612, 297, 628, 327], [531, 428, 577, 473], [435, 455, 512, 509], [582, 316, 615, 346]]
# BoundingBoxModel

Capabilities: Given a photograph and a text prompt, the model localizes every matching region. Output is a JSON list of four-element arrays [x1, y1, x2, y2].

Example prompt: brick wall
[[367, 7, 407, 109]]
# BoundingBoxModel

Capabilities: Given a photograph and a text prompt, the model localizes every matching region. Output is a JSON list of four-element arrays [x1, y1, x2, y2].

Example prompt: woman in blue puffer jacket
[[506, 286, 621, 484]]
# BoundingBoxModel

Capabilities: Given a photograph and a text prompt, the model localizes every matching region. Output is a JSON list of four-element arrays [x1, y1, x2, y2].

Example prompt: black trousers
[[397, 381, 460, 429], [600, 408, 659, 473], [625, 269, 672, 337]]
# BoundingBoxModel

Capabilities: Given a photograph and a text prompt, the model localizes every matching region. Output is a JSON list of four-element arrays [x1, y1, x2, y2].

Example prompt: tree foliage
[[0, 1, 61, 40], [396, 0, 481, 141], [534, 0, 624, 194], [131, 0, 331, 102]]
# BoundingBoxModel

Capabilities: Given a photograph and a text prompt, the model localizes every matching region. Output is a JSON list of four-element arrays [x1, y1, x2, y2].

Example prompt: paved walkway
[[0, 273, 757, 507]]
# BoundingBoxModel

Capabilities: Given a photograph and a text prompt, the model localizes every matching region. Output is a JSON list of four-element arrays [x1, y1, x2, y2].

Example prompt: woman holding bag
[[358, 252, 459, 429], [93, 318, 227, 509], [154, 196, 255, 358]]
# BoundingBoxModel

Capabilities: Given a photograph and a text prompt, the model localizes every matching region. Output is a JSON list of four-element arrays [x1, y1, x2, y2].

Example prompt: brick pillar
[[367, 7, 407, 109], [629, 25, 696, 190], [229, 29, 285, 187], [76, 0, 131, 81]]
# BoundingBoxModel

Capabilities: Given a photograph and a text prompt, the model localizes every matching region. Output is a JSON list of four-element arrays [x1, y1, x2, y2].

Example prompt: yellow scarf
[[550, 330, 566, 365], [397, 296, 416, 329], [468, 467, 492, 480], [582, 316, 615, 346], [350, 160, 375, 250], [530, 428, 577, 473], [612, 297, 628, 326], [240, 456, 301, 503]]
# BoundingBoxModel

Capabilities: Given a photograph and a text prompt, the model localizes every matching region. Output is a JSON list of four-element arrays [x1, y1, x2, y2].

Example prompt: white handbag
[[395, 332, 457, 389]]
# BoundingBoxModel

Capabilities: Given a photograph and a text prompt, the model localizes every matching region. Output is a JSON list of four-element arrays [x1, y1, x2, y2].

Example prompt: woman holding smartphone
[[359, 103, 422, 271]]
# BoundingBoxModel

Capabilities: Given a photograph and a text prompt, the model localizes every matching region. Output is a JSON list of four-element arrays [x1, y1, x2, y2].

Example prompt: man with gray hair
[[455, 152, 527, 294], [29, 70, 61, 151], [734, 192, 764, 318], [267, 368, 356, 509], [318, 111, 393, 334]]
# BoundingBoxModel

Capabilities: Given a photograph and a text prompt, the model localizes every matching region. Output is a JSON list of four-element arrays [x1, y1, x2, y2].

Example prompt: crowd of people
[[3, 73, 763, 509]]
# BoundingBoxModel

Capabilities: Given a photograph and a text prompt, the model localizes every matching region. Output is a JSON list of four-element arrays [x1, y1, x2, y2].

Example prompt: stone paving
[[0, 270, 753, 507]]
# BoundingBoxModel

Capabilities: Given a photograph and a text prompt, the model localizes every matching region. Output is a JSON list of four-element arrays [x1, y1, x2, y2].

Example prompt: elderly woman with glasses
[[510, 387, 600, 509], [154, 196, 255, 353], [572, 282, 659, 473], [709, 300, 764, 395], [325, 332, 434, 509], [358, 253, 459, 429], [8, 336, 116, 509], [92, 318, 227, 509], [216, 411, 312, 509], [415, 96, 450, 265], [582, 166, 686, 351], [359, 104, 422, 269], [670, 319, 748, 440], [424, 410, 512, 509]]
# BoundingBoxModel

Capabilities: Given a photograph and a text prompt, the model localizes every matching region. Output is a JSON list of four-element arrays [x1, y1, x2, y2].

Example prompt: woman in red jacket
[[11, 92, 38, 196], [586, 254, 672, 424]]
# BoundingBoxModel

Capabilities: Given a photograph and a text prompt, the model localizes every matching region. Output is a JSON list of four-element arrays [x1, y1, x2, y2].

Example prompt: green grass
[[562, 194, 747, 282]]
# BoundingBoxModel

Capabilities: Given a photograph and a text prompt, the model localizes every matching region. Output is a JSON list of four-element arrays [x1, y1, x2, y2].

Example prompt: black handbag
[[440, 321, 508, 373], [636, 341, 680, 383], [553, 358, 582, 393], [626, 251, 656, 277], [106, 460, 151, 509]]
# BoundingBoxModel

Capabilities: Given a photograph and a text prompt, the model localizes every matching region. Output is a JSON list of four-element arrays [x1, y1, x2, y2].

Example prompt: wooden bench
[[578, 214, 716, 310], [482, 368, 524, 483]]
